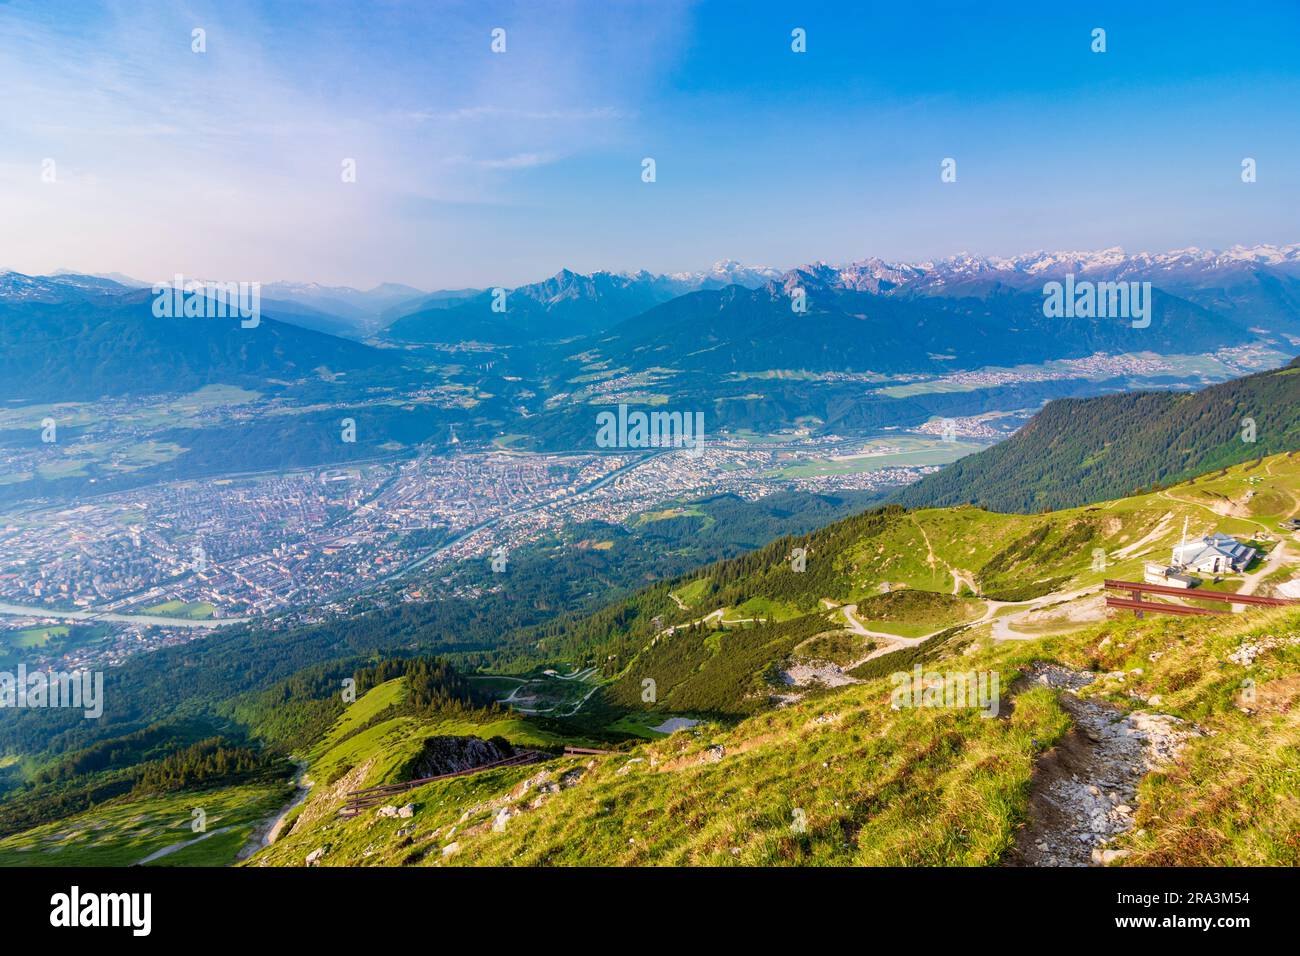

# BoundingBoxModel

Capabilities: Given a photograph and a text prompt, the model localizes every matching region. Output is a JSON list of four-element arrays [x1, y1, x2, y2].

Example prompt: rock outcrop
[[406, 735, 515, 780]]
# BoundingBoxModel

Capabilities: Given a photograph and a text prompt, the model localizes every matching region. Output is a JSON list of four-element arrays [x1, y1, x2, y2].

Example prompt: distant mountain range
[[382, 260, 783, 343], [380, 244, 1300, 350], [22, 243, 1300, 344], [596, 272, 1245, 378], [0, 280, 400, 402], [5, 244, 1297, 420], [855, 244, 1300, 336], [16, 271, 429, 339], [896, 356, 1300, 513], [48, 273, 433, 338], [1, 270, 133, 300], [257, 280, 427, 335], [839, 242, 1300, 284], [793, 243, 1300, 300]]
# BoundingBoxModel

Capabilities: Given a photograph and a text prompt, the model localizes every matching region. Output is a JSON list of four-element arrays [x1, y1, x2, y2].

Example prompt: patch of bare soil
[[781, 659, 860, 689], [1241, 674, 1300, 715], [1005, 594, 1106, 635]]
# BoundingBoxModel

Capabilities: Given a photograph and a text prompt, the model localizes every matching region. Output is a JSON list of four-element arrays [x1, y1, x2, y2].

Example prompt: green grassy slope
[[0, 782, 288, 868], [246, 601, 1300, 867]]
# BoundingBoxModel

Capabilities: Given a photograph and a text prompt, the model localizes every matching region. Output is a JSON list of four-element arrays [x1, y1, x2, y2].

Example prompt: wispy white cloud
[[397, 106, 629, 124], [442, 152, 561, 170]]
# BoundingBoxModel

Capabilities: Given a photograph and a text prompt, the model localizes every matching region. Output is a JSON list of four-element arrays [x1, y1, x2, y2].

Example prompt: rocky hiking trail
[[238, 762, 313, 861], [1009, 663, 1196, 867]]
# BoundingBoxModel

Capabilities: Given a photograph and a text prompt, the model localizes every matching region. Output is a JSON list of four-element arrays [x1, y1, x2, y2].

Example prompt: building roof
[[1173, 534, 1256, 568]]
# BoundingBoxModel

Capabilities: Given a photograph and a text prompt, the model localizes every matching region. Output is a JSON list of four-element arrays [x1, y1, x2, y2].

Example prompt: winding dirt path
[[910, 514, 971, 595], [1111, 512, 1174, 560], [238, 765, 313, 861], [1158, 488, 1271, 535], [1009, 664, 1194, 867], [1238, 539, 1289, 597], [840, 603, 930, 645], [135, 826, 233, 866], [659, 607, 724, 636], [987, 586, 1103, 640]]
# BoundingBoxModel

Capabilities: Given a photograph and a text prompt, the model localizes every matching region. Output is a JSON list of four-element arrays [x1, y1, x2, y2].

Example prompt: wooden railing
[[1103, 579, 1298, 619], [338, 750, 547, 817], [1104, 596, 1225, 617]]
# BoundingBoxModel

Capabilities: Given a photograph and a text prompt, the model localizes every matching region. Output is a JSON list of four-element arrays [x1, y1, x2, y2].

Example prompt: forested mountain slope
[[896, 357, 1300, 513]]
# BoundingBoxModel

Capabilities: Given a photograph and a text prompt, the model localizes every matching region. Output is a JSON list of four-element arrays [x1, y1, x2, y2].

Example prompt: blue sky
[[1, 0, 1297, 289]]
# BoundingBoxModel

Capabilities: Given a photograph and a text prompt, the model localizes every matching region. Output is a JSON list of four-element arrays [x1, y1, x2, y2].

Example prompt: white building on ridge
[[1172, 533, 1257, 575]]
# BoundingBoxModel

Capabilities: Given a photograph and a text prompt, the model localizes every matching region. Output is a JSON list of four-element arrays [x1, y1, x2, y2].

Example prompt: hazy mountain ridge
[[811, 244, 1300, 335], [3, 247, 1294, 448], [800, 242, 1300, 291], [594, 280, 1251, 377], [380, 242, 1300, 352], [382, 261, 783, 343], [0, 287, 401, 402], [13, 242, 1299, 344]]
